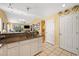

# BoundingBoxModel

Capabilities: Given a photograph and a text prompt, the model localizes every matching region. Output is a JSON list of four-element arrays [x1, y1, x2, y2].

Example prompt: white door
[[59, 16, 66, 49], [72, 14, 79, 54], [76, 14, 79, 55], [45, 20, 54, 45], [60, 15, 73, 52]]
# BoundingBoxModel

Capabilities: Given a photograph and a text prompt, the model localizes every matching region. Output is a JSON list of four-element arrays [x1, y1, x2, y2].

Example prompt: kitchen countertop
[[0, 32, 42, 47], [0, 32, 25, 35]]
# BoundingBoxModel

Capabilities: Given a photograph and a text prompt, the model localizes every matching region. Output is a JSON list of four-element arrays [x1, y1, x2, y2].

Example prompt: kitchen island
[[0, 32, 43, 56]]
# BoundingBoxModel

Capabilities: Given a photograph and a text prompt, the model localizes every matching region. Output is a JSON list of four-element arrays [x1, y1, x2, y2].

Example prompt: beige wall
[[0, 9, 8, 32], [44, 14, 59, 47], [53, 14, 59, 47], [31, 14, 60, 47], [0, 9, 8, 24]]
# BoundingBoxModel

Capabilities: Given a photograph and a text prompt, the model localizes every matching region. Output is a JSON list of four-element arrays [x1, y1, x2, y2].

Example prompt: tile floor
[[36, 43, 77, 56]]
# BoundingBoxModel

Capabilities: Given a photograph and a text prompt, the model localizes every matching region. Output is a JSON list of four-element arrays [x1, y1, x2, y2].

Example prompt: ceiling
[[0, 3, 78, 24]]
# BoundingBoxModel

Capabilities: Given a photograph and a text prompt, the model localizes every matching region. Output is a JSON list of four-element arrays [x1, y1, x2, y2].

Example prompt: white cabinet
[[19, 40, 31, 56], [0, 45, 7, 56], [7, 42, 19, 56], [0, 37, 42, 56], [7, 47, 19, 56], [31, 39, 38, 55], [59, 13, 79, 55], [20, 45, 31, 56], [19, 37, 42, 56], [38, 37, 42, 51], [31, 38, 42, 56]]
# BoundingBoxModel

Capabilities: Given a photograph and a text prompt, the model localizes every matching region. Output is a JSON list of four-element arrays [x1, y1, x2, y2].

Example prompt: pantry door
[[76, 14, 79, 54], [45, 20, 54, 45], [72, 14, 79, 54], [59, 15, 73, 52]]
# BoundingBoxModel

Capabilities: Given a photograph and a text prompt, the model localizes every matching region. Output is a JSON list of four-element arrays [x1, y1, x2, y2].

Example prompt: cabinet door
[[7, 42, 19, 56], [0, 47, 4, 56], [31, 39, 38, 55], [20, 45, 31, 56], [38, 37, 42, 50], [7, 47, 19, 56], [0, 45, 7, 56]]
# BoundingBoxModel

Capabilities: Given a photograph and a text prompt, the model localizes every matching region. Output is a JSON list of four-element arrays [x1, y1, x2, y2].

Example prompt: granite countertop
[[0, 32, 42, 48], [1, 35, 42, 44], [0, 32, 25, 35]]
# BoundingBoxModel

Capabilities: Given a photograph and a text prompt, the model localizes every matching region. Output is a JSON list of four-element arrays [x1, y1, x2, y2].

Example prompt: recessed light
[[62, 4, 66, 7], [8, 3, 13, 9]]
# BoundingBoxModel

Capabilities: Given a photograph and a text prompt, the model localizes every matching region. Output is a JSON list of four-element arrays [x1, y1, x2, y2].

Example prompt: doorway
[[45, 20, 55, 45]]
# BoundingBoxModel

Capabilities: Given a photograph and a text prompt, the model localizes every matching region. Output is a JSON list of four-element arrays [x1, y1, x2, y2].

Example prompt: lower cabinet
[[7, 47, 19, 56], [38, 37, 42, 51], [7, 42, 19, 56], [31, 39, 38, 55], [0, 37, 42, 56], [20, 45, 31, 56], [0, 45, 7, 56]]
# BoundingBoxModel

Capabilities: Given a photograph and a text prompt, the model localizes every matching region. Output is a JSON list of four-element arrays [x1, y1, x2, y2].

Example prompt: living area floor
[[36, 43, 77, 56]]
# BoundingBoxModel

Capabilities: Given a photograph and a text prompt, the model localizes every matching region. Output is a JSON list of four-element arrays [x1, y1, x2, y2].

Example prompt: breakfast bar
[[0, 32, 43, 56]]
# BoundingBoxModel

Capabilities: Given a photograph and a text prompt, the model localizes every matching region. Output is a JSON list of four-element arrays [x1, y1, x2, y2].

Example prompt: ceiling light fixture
[[27, 7, 30, 11], [8, 3, 13, 9], [62, 4, 66, 7]]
